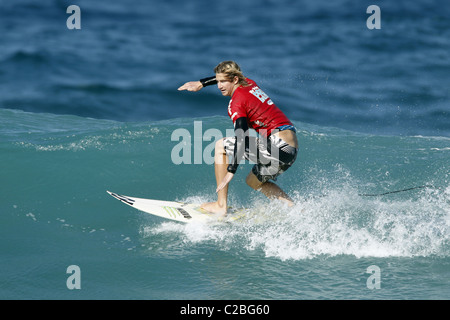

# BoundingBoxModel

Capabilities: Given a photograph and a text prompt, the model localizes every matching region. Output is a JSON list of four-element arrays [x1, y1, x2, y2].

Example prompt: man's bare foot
[[280, 198, 295, 207], [201, 201, 227, 216]]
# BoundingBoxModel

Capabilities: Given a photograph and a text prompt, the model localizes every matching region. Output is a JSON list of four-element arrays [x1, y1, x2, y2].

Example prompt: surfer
[[178, 61, 298, 216]]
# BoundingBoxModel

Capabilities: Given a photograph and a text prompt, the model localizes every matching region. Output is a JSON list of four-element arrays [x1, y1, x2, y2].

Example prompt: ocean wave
[[2, 109, 449, 261], [0, 50, 49, 64]]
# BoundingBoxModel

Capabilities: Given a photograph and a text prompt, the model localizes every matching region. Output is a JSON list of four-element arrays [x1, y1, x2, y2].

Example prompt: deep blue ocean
[[1, 0, 449, 302]]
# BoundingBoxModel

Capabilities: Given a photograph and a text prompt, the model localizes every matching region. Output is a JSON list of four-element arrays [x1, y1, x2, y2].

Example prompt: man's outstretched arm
[[178, 76, 217, 91]]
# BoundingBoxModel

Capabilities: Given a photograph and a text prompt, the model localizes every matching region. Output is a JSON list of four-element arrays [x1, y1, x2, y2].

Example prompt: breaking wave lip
[[12, 125, 162, 152], [142, 182, 450, 261]]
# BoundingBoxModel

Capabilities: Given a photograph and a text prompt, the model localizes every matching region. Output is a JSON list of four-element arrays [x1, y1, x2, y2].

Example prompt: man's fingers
[[178, 81, 202, 92]]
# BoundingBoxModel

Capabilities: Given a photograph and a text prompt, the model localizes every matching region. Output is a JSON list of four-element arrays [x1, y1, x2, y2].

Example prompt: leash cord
[[358, 185, 444, 197]]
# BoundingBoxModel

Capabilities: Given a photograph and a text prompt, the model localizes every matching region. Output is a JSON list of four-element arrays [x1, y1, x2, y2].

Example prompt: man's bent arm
[[227, 117, 249, 174]]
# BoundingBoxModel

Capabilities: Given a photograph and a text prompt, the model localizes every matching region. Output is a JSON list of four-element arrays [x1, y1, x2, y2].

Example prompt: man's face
[[216, 73, 238, 97]]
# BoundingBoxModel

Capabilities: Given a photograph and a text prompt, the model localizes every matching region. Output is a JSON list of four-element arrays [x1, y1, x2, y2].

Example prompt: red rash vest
[[227, 78, 292, 137]]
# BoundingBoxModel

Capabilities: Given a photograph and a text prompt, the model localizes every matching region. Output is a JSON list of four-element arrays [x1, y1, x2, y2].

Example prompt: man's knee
[[246, 172, 263, 190], [215, 138, 226, 155]]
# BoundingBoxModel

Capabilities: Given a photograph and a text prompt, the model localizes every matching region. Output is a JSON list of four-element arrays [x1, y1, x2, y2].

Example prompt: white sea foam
[[144, 182, 449, 261]]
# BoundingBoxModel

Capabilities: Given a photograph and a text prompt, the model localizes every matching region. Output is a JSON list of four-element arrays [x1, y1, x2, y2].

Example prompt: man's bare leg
[[245, 172, 294, 206], [201, 139, 229, 215]]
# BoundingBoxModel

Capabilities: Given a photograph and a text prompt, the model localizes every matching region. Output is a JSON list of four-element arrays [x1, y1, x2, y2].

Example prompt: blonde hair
[[214, 61, 248, 86]]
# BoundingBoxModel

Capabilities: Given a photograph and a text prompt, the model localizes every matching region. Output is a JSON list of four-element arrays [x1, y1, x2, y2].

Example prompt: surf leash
[[358, 185, 445, 197]]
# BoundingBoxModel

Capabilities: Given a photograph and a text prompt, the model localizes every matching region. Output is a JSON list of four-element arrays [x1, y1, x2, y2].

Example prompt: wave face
[[1, 109, 449, 299]]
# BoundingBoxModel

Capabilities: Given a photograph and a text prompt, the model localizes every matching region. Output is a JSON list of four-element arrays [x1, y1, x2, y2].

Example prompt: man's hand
[[178, 81, 203, 92], [216, 172, 234, 193]]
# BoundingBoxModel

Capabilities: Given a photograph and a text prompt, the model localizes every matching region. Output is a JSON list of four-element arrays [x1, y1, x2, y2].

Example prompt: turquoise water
[[1, 0, 449, 301], [1, 109, 448, 299]]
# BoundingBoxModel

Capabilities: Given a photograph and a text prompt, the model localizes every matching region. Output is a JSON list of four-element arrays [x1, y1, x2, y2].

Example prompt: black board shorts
[[223, 133, 298, 183]]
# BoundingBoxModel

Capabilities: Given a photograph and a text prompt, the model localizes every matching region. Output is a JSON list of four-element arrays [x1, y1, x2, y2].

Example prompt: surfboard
[[107, 191, 246, 224]]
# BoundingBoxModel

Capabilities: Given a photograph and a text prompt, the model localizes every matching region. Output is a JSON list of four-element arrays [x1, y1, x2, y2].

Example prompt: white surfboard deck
[[107, 191, 246, 224]]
